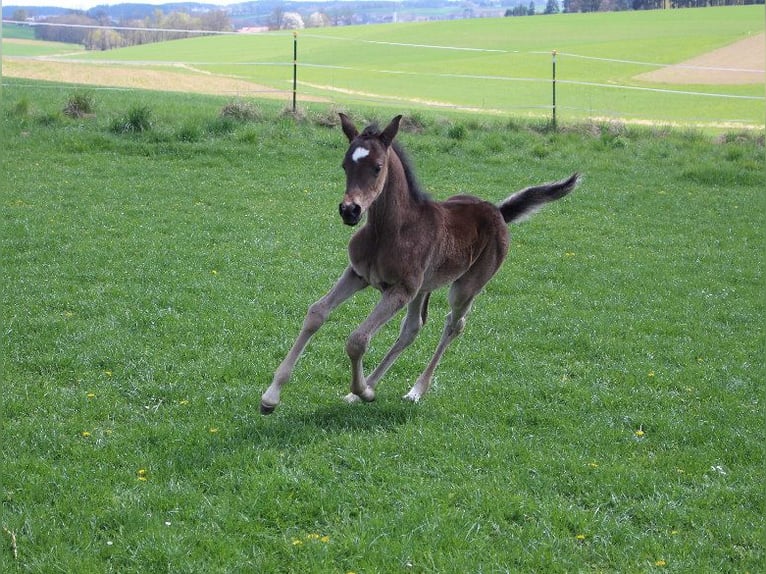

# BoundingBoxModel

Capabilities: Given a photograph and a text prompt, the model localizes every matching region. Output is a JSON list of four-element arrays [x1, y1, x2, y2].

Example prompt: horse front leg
[[343, 286, 413, 403], [365, 292, 430, 391], [261, 266, 368, 414]]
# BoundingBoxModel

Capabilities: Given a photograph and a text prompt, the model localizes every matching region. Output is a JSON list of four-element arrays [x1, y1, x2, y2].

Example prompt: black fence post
[[552, 50, 557, 130], [292, 32, 298, 113]]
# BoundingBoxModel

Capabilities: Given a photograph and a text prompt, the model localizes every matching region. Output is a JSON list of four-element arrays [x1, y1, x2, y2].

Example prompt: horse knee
[[303, 302, 328, 333], [346, 331, 368, 360]]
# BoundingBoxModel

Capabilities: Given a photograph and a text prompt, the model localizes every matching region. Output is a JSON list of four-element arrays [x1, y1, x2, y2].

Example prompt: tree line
[[508, 0, 760, 16], [23, 10, 232, 51], [11, 0, 763, 48]]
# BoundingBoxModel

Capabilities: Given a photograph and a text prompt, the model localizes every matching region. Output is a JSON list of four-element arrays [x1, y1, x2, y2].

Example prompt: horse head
[[338, 113, 402, 226]]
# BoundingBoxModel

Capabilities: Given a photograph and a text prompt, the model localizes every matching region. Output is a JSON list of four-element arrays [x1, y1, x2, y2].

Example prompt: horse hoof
[[260, 401, 277, 415], [403, 391, 421, 403], [346, 387, 375, 403], [344, 393, 362, 404]]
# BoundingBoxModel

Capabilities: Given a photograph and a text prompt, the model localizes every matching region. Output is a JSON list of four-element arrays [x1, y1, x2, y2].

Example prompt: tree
[[269, 5, 285, 30], [200, 10, 232, 32], [544, 0, 561, 13], [528, 1, 537, 13], [35, 13, 97, 45], [307, 11, 331, 27], [281, 12, 305, 30]]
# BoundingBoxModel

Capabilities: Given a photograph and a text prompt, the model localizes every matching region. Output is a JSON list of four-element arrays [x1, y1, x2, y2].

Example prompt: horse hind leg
[[404, 285, 476, 402]]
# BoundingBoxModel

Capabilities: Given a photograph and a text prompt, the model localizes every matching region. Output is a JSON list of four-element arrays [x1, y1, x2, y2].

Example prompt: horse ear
[[380, 115, 402, 147], [339, 113, 358, 142]]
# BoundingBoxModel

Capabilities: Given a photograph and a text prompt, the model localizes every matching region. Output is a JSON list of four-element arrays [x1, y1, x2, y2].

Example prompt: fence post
[[551, 50, 557, 130], [292, 32, 298, 113]]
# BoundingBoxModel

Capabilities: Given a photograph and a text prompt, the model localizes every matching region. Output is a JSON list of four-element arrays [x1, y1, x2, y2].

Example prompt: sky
[[7, 0, 235, 11]]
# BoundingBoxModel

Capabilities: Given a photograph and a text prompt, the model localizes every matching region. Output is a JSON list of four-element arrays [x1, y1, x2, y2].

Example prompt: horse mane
[[361, 123, 432, 205]]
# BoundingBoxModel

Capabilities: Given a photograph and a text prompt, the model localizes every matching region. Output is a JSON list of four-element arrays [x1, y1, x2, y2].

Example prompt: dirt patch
[[4, 57, 327, 101], [636, 33, 765, 85]]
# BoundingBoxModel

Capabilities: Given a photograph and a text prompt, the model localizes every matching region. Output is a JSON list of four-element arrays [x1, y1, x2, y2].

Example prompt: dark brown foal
[[260, 114, 579, 413]]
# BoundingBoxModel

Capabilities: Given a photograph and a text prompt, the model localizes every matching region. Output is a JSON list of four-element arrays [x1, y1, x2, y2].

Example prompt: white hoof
[[346, 386, 375, 403], [344, 392, 362, 404], [403, 390, 421, 403]]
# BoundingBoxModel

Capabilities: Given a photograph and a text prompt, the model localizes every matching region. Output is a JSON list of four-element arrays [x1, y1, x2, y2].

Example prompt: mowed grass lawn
[[1, 81, 764, 572]]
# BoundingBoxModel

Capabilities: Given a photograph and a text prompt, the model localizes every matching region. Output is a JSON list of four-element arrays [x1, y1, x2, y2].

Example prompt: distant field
[[3, 6, 764, 126]]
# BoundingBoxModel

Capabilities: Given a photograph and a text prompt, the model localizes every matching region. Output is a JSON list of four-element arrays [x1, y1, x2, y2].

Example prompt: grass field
[[1, 80, 764, 572], [3, 6, 764, 126]]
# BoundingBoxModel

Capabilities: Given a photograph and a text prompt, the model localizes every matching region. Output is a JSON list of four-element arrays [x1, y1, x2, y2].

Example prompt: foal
[[261, 114, 578, 414]]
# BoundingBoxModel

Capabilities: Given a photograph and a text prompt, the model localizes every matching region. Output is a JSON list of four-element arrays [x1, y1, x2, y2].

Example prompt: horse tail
[[498, 172, 580, 224], [421, 292, 431, 326]]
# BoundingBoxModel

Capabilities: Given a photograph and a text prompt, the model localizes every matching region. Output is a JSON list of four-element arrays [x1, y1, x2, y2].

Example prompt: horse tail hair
[[498, 172, 580, 224], [421, 292, 431, 326]]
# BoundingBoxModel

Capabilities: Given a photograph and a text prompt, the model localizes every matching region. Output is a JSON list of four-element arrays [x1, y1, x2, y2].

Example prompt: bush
[[63, 91, 95, 118], [447, 123, 467, 140], [111, 104, 153, 134], [220, 100, 261, 122]]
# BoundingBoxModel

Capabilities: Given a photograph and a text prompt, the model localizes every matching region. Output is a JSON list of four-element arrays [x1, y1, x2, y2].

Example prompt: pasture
[[1, 80, 764, 572], [4, 5, 764, 127]]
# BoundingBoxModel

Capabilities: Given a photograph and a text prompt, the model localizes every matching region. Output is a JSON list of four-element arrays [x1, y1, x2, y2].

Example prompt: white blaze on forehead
[[351, 146, 370, 163]]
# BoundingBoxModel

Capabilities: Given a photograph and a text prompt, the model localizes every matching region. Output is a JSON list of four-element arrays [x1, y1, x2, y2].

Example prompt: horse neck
[[368, 150, 415, 232]]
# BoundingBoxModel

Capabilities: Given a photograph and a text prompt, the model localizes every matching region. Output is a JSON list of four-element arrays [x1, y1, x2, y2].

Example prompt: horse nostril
[[339, 202, 362, 225]]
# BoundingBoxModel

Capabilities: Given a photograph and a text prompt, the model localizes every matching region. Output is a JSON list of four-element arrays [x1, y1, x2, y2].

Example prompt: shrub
[[220, 100, 261, 122], [111, 104, 153, 134], [447, 123, 467, 140], [63, 91, 95, 118]]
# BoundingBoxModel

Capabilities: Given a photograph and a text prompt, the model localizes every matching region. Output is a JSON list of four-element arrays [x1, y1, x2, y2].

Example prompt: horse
[[260, 114, 579, 414]]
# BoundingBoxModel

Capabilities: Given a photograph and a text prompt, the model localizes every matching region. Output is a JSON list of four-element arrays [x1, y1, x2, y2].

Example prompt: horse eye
[[374, 164, 383, 175]]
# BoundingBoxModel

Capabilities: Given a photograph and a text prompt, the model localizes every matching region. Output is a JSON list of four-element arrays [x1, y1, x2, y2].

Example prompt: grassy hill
[[52, 5, 761, 126]]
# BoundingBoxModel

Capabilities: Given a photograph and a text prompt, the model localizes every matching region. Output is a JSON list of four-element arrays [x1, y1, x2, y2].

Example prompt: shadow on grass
[[235, 397, 422, 448]]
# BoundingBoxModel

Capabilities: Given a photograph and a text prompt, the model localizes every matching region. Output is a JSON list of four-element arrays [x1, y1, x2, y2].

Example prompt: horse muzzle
[[339, 202, 362, 226]]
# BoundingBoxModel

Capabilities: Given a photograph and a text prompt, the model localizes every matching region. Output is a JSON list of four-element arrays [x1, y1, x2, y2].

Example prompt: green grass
[[1, 80, 764, 573], [49, 5, 763, 126]]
